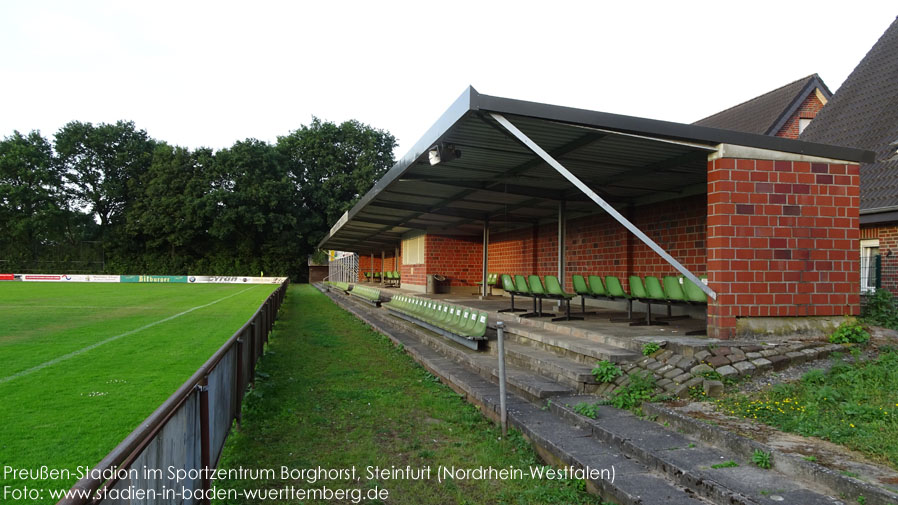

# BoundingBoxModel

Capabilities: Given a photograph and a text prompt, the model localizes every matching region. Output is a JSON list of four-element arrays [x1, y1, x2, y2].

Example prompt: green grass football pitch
[[0, 282, 279, 494]]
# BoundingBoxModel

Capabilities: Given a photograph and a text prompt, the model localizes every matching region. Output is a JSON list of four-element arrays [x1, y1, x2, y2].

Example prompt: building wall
[[707, 158, 860, 339], [860, 224, 898, 293], [425, 234, 483, 287], [775, 92, 826, 139], [358, 254, 401, 282]]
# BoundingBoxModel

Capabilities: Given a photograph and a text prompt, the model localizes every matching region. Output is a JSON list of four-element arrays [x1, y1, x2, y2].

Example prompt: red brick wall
[[775, 92, 826, 139], [358, 254, 400, 282], [426, 235, 483, 286], [707, 158, 860, 339], [488, 195, 706, 291]]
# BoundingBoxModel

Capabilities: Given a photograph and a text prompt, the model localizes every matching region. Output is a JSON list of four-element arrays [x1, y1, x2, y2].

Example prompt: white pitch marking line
[[0, 286, 259, 385]]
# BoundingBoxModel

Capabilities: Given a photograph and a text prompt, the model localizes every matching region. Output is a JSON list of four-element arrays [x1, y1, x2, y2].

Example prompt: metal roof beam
[[491, 112, 717, 300], [369, 201, 535, 223]]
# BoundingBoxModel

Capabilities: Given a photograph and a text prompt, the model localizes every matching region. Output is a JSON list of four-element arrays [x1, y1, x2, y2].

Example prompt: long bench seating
[[349, 285, 381, 307], [384, 294, 488, 350], [325, 281, 351, 293]]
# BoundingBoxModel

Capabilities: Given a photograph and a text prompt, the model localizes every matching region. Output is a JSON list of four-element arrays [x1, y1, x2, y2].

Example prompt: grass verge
[[716, 347, 898, 469], [213, 285, 604, 504]]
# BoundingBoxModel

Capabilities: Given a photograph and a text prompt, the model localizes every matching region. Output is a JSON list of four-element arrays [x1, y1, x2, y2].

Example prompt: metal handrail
[[58, 279, 289, 505]]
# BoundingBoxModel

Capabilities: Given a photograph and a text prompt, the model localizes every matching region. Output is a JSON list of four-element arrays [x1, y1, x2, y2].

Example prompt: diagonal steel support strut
[[490, 112, 717, 300]]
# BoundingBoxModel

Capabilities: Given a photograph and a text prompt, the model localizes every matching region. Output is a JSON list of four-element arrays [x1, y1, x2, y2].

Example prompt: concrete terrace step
[[495, 311, 642, 351], [552, 395, 843, 505], [499, 322, 641, 365], [318, 286, 713, 505], [490, 340, 598, 391], [340, 293, 573, 401]]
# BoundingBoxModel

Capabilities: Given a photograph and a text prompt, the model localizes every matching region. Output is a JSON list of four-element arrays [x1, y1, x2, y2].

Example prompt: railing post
[[198, 377, 211, 505], [496, 321, 508, 436], [249, 320, 257, 389], [235, 336, 244, 428]]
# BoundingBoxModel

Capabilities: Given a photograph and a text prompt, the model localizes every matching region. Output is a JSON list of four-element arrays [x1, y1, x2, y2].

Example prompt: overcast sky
[[1, 1, 895, 158]]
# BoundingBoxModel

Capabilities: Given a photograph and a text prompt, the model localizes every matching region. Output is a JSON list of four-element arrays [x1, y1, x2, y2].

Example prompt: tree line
[[0, 118, 396, 281]]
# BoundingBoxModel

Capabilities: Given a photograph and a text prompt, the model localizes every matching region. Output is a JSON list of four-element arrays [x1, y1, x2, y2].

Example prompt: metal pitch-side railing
[[58, 280, 289, 505]]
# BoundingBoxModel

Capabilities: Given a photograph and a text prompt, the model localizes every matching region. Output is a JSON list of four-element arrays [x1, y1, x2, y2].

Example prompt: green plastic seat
[[662, 276, 688, 303], [544, 275, 583, 322], [629, 276, 667, 327], [572, 275, 590, 296], [644, 276, 666, 301], [525, 275, 554, 318], [604, 276, 629, 298], [459, 310, 487, 338], [628, 276, 649, 299], [498, 274, 526, 313], [682, 277, 709, 304]]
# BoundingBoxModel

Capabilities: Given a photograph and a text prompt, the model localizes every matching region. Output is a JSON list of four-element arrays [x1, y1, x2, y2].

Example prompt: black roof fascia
[[766, 76, 833, 136], [860, 210, 898, 225], [472, 93, 873, 164]]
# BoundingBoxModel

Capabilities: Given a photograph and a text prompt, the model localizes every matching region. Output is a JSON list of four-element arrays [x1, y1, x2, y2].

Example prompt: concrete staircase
[[318, 284, 889, 505]]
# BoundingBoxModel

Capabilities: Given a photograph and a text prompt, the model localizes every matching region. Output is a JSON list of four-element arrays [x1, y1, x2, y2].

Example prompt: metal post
[[198, 377, 211, 505], [370, 252, 374, 282], [235, 336, 244, 428], [558, 201, 566, 309], [482, 218, 489, 298], [496, 321, 508, 436], [381, 250, 385, 285]]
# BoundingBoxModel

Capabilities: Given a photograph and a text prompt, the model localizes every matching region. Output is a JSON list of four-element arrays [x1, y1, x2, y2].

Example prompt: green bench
[[350, 285, 381, 307], [542, 275, 584, 322], [326, 281, 351, 293], [384, 270, 401, 287], [474, 272, 499, 295], [498, 274, 526, 313], [384, 294, 488, 350]]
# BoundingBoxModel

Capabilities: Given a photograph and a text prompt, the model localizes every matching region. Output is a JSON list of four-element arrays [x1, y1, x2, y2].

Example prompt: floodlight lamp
[[428, 144, 461, 166]]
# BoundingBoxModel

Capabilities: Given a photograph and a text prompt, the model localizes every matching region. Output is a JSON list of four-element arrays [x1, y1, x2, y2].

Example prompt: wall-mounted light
[[428, 143, 461, 165]]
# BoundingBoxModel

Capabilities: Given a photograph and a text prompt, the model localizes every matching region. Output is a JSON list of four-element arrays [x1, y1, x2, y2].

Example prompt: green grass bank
[[214, 285, 604, 504]]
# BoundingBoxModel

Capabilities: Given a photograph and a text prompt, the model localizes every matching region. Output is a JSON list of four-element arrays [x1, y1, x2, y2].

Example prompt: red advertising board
[[0, 273, 14, 281]]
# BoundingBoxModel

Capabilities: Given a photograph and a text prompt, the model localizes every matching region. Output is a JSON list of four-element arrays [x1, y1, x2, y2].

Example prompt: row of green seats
[[362, 271, 401, 282], [326, 281, 351, 292], [572, 274, 707, 326], [350, 285, 381, 305], [498, 274, 583, 322], [385, 294, 488, 339]]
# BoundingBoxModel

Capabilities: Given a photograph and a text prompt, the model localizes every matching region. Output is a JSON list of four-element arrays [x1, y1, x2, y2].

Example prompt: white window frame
[[860, 239, 880, 294]]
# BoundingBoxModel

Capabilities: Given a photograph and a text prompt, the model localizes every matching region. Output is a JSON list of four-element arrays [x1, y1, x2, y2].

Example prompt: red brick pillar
[[707, 157, 860, 339]]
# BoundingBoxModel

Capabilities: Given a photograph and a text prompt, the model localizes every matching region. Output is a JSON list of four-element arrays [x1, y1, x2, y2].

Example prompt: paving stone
[[733, 360, 756, 375], [786, 351, 807, 365], [675, 356, 697, 370], [750, 358, 773, 371], [728, 347, 745, 357], [801, 348, 820, 360], [690, 363, 713, 375], [710, 346, 730, 356], [655, 364, 674, 376], [715, 365, 738, 378], [657, 378, 673, 388], [768, 354, 791, 371], [663, 367, 684, 379], [672, 372, 692, 384], [703, 379, 724, 397], [760, 349, 779, 358], [657, 350, 675, 362], [638, 356, 655, 366], [742, 345, 763, 353], [745, 352, 763, 360], [694, 350, 711, 361], [725, 353, 745, 364], [707, 355, 730, 368]]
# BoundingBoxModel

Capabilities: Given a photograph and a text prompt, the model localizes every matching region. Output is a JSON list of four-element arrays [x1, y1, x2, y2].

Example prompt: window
[[860, 239, 880, 293], [402, 233, 425, 265], [798, 118, 813, 134]]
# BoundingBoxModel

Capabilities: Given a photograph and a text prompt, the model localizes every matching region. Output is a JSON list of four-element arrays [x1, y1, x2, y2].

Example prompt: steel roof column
[[490, 112, 716, 300], [381, 250, 385, 285], [558, 201, 566, 307], [482, 218, 489, 297], [370, 252, 374, 282]]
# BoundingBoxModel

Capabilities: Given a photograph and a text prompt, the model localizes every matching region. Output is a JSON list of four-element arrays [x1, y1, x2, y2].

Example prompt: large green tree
[[277, 118, 396, 250], [55, 120, 155, 230], [0, 131, 67, 268]]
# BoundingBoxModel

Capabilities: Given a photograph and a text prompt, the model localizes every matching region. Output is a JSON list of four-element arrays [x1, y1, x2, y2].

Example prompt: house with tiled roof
[[694, 16, 898, 295], [695, 74, 831, 139], [800, 16, 898, 294]]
